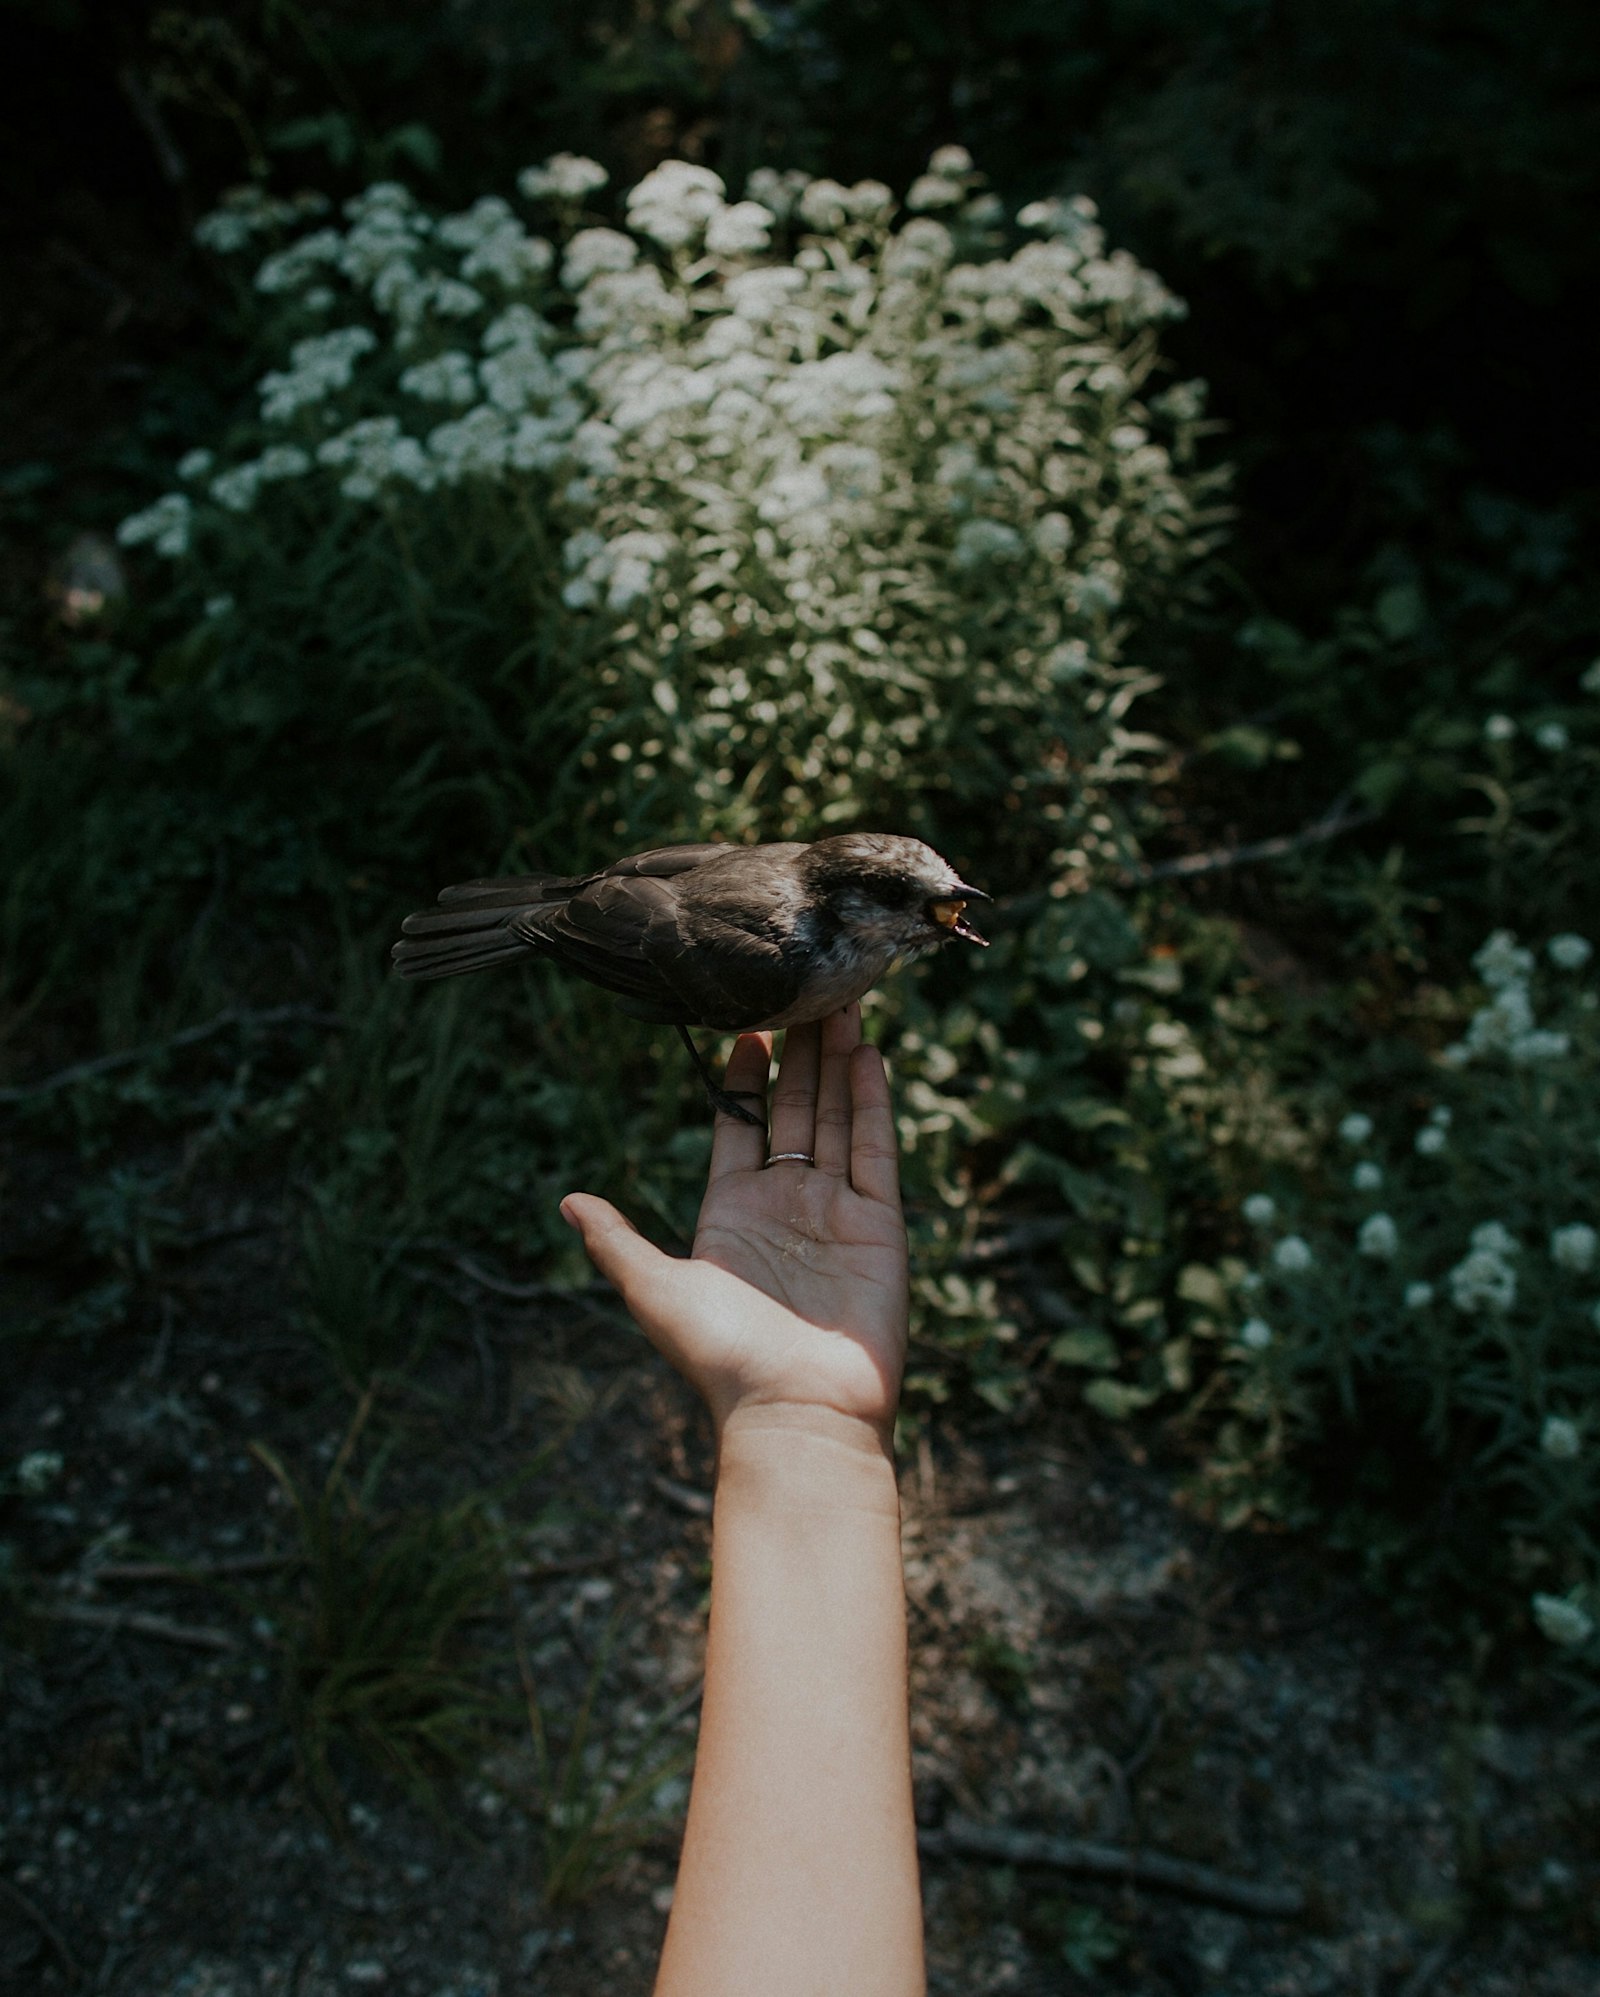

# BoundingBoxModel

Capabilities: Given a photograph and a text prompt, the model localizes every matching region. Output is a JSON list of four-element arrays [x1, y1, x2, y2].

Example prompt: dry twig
[[34, 1603, 238, 1653], [0, 1006, 344, 1106], [919, 1814, 1304, 1918], [1118, 794, 1376, 888], [0, 1874, 82, 1984]]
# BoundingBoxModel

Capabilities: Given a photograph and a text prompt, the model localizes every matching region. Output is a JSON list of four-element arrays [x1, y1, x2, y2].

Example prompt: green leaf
[[1049, 1327, 1119, 1370]]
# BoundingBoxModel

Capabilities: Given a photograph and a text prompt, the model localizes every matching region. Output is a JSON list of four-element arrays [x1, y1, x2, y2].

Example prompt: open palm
[[560, 1006, 909, 1438]]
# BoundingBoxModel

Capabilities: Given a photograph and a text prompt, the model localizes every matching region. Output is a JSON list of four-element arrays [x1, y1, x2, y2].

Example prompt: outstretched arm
[[561, 1004, 925, 1997]]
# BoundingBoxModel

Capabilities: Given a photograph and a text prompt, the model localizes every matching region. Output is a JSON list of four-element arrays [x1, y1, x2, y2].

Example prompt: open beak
[[930, 884, 991, 947]]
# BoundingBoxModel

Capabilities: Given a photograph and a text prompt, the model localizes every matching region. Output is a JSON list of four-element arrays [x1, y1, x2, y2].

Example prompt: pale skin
[[560, 1002, 925, 1997]]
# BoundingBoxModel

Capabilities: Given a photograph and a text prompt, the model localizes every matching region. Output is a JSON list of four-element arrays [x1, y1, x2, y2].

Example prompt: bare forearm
[[654, 1406, 925, 1997]]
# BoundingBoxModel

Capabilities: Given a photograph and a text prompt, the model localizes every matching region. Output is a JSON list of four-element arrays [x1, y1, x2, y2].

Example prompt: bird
[[391, 833, 990, 1126]]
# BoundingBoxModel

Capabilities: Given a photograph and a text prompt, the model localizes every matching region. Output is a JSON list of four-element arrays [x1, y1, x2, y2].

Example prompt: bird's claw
[[707, 1087, 767, 1130]]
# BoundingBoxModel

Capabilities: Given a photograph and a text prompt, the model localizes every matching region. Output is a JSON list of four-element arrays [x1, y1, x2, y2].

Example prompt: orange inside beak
[[930, 898, 988, 945]]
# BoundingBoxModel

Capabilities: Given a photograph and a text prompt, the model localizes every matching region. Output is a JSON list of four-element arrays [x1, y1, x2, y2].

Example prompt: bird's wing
[[602, 844, 730, 879], [515, 873, 796, 1029]]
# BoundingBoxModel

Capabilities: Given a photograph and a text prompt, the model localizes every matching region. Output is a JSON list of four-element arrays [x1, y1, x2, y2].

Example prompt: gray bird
[[391, 833, 989, 1124]]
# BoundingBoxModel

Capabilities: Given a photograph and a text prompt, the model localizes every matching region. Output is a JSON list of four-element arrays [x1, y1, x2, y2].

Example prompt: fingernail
[[558, 1197, 578, 1230]]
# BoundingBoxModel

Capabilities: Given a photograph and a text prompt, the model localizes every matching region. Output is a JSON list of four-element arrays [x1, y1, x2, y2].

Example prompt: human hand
[[559, 1004, 909, 1446]]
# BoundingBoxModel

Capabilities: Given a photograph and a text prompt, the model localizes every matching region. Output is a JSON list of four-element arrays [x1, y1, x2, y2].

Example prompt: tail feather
[[435, 872, 581, 909], [391, 873, 564, 981]]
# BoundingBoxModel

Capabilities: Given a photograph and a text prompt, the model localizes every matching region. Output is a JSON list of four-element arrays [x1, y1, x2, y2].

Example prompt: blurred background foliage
[[4, 0, 1600, 1730]]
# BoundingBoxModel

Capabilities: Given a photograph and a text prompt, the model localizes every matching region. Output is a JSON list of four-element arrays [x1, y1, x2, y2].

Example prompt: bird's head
[[802, 834, 990, 958]]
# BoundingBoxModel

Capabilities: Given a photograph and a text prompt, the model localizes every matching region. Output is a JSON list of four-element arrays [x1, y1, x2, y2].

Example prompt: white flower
[[1428, 1106, 1452, 1128], [882, 217, 953, 276], [210, 464, 262, 513], [204, 594, 234, 620], [626, 160, 726, 250], [255, 227, 343, 295], [1414, 1125, 1448, 1157], [907, 174, 964, 211], [1475, 932, 1534, 993], [1471, 1221, 1520, 1258], [15, 1450, 63, 1495], [1404, 1281, 1435, 1309], [1242, 1193, 1277, 1227], [1239, 1318, 1274, 1351], [518, 153, 608, 202], [1352, 1162, 1384, 1192], [429, 278, 485, 318], [258, 325, 377, 421], [1582, 658, 1600, 695], [1357, 1213, 1399, 1260], [954, 518, 1024, 567], [1338, 1112, 1374, 1145], [929, 144, 975, 178], [117, 493, 191, 558], [1535, 720, 1570, 752], [705, 201, 776, 258], [178, 448, 215, 481], [1448, 1247, 1517, 1315], [562, 228, 639, 289], [316, 416, 436, 500], [1483, 712, 1516, 742], [1541, 1416, 1581, 1460], [1550, 1224, 1598, 1274], [1548, 933, 1592, 970], [797, 179, 853, 232], [1273, 1235, 1314, 1274], [400, 351, 479, 405], [1532, 1594, 1594, 1646], [1509, 1029, 1570, 1064], [745, 166, 812, 221], [428, 406, 512, 482]]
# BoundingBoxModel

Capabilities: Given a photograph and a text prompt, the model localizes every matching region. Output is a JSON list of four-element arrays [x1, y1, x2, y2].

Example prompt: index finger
[[848, 1043, 901, 1207]]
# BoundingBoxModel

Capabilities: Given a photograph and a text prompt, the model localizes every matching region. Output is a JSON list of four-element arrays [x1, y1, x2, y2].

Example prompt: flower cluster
[[121, 149, 1218, 847], [1227, 927, 1600, 1669]]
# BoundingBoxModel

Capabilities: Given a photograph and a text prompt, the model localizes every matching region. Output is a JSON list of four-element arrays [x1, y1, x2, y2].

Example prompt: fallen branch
[[651, 1474, 713, 1518], [1118, 794, 1376, 887], [0, 1006, 344, 1106], [80, 1552, 290, 1586], [0, 1874, 81, 1984], [34, 1603, 238, 1653], [918, 1814, 1304, 1919]]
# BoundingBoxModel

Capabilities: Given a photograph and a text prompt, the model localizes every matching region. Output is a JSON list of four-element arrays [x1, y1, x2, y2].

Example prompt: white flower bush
[[1226, 928, 1600, 1671], [119, 148, 1221, 850]]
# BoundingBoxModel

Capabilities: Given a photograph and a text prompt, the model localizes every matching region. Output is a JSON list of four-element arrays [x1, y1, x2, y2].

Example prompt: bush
[[1206, 928, 1600, 1672], [111, 148, 1221, 884]]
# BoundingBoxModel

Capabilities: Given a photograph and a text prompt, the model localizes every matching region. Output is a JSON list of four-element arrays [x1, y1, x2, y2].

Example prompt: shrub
[[1209, 928, 1600, 1671], [114, 147, 1222, 882]]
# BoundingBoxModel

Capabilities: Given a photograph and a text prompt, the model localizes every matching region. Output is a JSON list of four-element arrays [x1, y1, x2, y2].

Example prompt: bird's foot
[[706, 1085, 766, 1130]]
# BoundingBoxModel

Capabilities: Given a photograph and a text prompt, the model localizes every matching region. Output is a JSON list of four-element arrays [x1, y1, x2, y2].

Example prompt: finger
[[813, 1004, 862, 1177], [707, 1033, 771, 1182], [848, 1043, 901, 1207], [559, 1193, 672, 1316], [766, 1019, 821, 1161]]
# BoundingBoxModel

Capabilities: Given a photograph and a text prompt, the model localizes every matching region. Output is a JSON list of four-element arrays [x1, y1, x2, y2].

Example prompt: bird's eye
[[928, 898, 967, 930]]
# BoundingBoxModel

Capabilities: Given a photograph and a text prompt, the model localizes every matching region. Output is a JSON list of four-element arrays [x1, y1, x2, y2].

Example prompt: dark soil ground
[[3, 1201, 1597, 1997]]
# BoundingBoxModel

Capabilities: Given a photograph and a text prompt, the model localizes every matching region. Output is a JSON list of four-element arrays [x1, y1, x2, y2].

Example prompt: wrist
[[714, 1401, 901, 1517]]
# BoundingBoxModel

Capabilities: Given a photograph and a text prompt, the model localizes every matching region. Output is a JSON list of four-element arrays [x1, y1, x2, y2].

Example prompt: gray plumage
[[391, 834, 988, 1033]]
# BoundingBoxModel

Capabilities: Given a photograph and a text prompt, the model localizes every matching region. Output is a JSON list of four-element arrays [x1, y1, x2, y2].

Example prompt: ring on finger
[[765, 1151, 815, 1168]]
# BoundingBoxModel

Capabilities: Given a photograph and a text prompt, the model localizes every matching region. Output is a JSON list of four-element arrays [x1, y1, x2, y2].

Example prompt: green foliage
[[252, 1395, 514, 1818], [518, 1623, 693, 1907], [1205, 931, 1600, 1666]]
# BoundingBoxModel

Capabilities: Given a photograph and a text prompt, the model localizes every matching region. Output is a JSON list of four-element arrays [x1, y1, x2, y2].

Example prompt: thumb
[[559, 1193, 669, 1313]]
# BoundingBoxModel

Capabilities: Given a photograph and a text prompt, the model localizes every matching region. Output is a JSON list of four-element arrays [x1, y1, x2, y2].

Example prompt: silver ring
[[765, 1151, 815, 1168]]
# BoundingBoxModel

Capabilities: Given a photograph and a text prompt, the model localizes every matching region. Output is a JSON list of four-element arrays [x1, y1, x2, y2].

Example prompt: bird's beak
[[930, 887, 990, 947]]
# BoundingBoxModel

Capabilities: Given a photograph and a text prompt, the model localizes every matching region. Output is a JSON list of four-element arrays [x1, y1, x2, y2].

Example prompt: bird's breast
[[748, 928, 909, 1030]]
